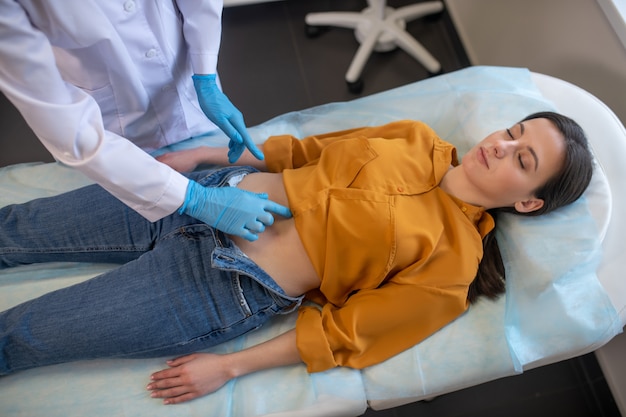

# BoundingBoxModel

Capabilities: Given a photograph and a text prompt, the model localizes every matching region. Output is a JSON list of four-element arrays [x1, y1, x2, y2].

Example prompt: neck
[[440, 165, 487, 209]]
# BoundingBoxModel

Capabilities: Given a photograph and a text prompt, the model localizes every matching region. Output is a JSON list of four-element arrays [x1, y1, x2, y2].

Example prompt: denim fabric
[[0, 166, 302, 375]]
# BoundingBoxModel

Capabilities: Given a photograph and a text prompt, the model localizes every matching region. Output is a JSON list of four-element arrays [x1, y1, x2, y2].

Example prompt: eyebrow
[[518, 123, 539, 171]]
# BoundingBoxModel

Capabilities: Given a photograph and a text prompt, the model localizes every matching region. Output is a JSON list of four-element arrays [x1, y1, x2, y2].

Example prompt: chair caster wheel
[[428, 68, 444, 78], [347, 78, 364, 94], [305, 24, 326, 38]]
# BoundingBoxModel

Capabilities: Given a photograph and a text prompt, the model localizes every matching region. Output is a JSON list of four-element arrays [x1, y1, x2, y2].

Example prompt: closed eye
[[507, 128, 525, 168]]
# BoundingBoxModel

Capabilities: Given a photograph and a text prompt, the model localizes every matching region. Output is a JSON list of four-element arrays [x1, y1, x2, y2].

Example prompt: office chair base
[[305, 1, 444, 93], [354, 6, 405, 53], [347, 78, 365, 94]]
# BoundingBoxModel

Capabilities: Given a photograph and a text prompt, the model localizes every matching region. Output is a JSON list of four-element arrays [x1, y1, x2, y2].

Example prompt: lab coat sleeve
[[176, 0, 223, 74], [0, 1, 189, 221]]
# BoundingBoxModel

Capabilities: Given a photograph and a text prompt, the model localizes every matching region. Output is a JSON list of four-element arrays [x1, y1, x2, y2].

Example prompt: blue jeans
[[0, 166, 302, 375]]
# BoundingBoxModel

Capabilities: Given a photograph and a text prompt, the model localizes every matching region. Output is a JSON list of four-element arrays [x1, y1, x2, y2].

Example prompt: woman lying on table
[[0, 112, 593, 405]]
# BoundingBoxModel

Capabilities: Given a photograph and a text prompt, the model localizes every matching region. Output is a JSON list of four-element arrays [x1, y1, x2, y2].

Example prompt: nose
[[493, 139, 517, 158]]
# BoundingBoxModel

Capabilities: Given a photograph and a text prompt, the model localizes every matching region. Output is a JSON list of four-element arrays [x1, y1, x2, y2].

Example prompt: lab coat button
[[145, 49, 157, 58], [124, 1, 136, 12]]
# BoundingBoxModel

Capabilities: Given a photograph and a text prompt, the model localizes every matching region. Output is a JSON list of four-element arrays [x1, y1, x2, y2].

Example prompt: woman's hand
[[147, 353, 234, 405], [156, 149, 204, 173], [147, 330, 302, 405]]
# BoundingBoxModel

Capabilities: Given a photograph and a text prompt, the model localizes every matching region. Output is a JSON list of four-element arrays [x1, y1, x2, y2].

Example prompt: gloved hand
[[179, 180, 292, 241], [193, 74, 263, 163]]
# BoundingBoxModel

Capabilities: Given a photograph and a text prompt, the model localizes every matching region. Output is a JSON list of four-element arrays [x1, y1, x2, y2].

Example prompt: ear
[[514, 198, 544, 213]]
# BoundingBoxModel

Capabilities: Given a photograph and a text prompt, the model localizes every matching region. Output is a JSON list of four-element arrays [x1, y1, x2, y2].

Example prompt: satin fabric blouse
[[264, 120, 495, 372]]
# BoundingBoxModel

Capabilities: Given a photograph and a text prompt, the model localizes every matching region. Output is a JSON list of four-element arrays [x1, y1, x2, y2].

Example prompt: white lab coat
[[0, 0, 224, 221]]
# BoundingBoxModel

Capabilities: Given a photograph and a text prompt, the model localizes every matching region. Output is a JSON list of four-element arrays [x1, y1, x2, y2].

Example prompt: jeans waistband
[[211, 222, 303, 313], [191, 165, 260, 188], [190, 166, 303, 312]]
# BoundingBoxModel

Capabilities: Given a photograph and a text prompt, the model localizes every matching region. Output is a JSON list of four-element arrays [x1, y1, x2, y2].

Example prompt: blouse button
[[461, 206, 468, 212], [124, 0, 136, 12], [397, 186, 404, 192], [145, 48, 157, 58]]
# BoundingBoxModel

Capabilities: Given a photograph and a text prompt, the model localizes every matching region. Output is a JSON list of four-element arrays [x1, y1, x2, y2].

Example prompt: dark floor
[[361, 354, 619, 417], [0, 1, 621, 416], [218, 0, 470, 128]]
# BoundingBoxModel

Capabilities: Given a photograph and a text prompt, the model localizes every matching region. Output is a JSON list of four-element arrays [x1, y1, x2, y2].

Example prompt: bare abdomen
[[228, 172, 320, 297]]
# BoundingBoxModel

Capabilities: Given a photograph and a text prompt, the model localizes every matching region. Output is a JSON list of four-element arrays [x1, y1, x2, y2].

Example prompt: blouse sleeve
[[263, 121, 428, 172], [296, 259, 472, 373]]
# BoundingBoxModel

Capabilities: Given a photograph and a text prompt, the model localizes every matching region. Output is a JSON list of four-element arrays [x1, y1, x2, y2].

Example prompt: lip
[[478, 147, 489, 168]]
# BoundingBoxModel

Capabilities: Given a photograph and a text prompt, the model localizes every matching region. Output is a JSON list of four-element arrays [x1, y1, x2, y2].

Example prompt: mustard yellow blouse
[[263, 120, 494, 373]]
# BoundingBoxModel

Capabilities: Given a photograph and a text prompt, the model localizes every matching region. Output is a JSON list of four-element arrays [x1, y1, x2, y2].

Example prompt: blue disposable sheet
[[0, 66, 620, 416]]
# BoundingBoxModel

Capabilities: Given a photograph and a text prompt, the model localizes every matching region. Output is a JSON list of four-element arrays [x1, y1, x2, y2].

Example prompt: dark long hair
[[467, 112, 594, 303]]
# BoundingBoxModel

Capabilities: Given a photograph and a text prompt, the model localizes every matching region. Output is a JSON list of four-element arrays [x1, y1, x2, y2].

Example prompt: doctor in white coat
[[0, 0, 289, 241]]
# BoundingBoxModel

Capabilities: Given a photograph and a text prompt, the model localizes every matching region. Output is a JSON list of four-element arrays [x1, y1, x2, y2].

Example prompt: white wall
[[444, 0, 626, 125]]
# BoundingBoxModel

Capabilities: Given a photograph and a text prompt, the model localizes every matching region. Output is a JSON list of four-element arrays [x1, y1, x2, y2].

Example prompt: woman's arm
[[156, 145, 268, 173], [147, 329, 302, 405]]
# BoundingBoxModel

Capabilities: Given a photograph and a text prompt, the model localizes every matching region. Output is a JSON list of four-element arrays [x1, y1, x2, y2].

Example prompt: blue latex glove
[[192, 74, 263, 163], [179, 180, 292, 241]]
